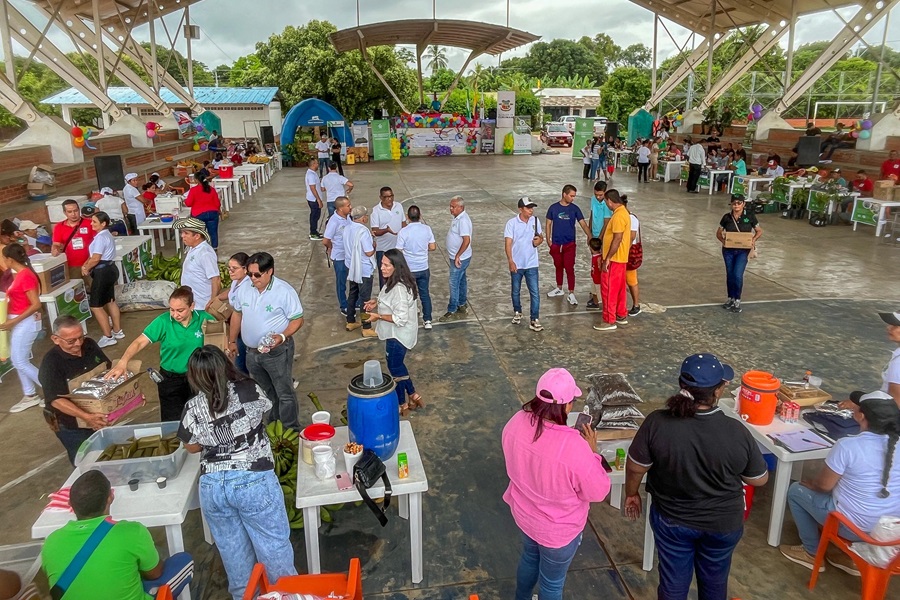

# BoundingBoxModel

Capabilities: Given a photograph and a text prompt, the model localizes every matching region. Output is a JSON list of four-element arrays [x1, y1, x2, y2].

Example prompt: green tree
[[616, 44, 652, 69], [424, 45, 448, 75], [212, 64, 231, 86], [228, 55, 264, 87], [425, 67, 457, 93], [138, 43, 214, 86], [600, 66, 652, 123], [501, 39, 604, 85]]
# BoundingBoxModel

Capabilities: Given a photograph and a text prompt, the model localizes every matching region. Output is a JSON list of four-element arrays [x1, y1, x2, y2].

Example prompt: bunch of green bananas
[[218, 263, 232, 287], [286, 504, 305, 529], [145, 253, 183, 282], [267, 420, 300, 478]]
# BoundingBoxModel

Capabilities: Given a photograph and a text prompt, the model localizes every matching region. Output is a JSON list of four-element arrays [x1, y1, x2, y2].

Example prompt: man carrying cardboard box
[[38, 315, 111, 465]]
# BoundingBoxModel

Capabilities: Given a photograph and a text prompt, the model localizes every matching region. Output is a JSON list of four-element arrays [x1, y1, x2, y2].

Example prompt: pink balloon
[[146, 129, 156, 138], [851, 130, 859, 138]]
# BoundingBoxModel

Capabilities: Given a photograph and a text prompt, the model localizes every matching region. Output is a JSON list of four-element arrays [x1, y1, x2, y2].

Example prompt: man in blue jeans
[[396, 205, 436, 330], [439, 195, 473, 322], [322, 196, 353, 316], [504, 197, 544, 332]]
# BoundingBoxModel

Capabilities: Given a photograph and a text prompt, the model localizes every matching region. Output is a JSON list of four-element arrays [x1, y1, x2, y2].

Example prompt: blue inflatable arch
[[281, 98, 355, 150]]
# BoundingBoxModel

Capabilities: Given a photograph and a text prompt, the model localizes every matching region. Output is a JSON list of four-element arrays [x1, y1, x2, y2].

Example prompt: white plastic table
[[851, 198, 900, 236], [39, 279, 89, 334], [700, 169, 733, 195], [786, 181, 810, 206], [32, 453, 207, 600], [138, 209, 191, 255], [720, 396, 831, 547], [608, 149, 633, 171], [295, 421, 428, 583], [232, 167, 258, 197], [214, 177, 243, 204], [211, 181, 233, 212], [113, 235, 153, 284], [730, 175, 774, 200], [657, 160, 684, 182]]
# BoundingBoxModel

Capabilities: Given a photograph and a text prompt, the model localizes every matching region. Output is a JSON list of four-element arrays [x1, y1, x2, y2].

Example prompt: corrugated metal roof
[[42, 87, 279, 106]]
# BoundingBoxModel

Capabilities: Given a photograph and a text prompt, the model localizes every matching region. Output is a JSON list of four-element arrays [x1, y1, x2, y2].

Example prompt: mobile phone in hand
[[599, 455, 613, 473], [573, 412, 592, 430]]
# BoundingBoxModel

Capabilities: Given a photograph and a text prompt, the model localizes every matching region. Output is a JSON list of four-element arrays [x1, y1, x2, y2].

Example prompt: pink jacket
[[502, 410, 611, 548]]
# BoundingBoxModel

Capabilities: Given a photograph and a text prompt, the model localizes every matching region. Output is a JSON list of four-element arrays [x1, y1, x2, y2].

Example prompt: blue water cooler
[[347, 373, 400, 460]]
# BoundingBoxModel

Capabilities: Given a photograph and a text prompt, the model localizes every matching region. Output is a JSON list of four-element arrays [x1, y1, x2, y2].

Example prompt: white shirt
[[370, 201, 406, 252], [765, 165, 785, 177], [321, 173, 349, 203], [344, 221, 376, 281], [305, 169, 320, 203], [687, 143, 706, 165], [180, 241, 219, 308], [504, 214, 542, 270], [629, 214, 640, 245], [323, 213, 351, 262], [375, 282, 418, 350], [96, 194, 125, 221], [315, 140, 331, 158], [123, 183, 146, 225], [88, 228, 116, 261], [447, 210, 473, 261], [827, 431, 900, 532], [637, 147, 651, 163], [396, 222, 435, 272], [228, 276, 250, 309], [882, 347, 900, 392], [233, 276, 304, 348]]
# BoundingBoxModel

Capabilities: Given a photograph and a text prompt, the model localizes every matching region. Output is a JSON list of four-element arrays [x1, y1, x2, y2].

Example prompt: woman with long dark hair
[[82, 211, 123, 348], [716, 195, 762, 313], [780, 390, 900, 575], [219, 252, 250, 374], [502, 368, 610, 600], [178, 345, 295, 599], [364, 248, 422, 414], [625, 353, 769, 600], [1, 244, 43, 413], [185, 174, 222, 250]]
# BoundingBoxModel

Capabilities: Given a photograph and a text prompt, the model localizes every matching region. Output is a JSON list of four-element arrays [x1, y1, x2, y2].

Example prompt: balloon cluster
[[747, 103, 763, 122], [466, 130, 478, 154], [431, 144, 452, 157], [390, 137, 402, 161], [399, 113, 477, 129], [666, 110, 683, 128], [397, 133, 410, 157], [503, 131, 514, 155], [70, 125, 96, 149], [850, 118, 874, 140], [146, 121, 161, 138]]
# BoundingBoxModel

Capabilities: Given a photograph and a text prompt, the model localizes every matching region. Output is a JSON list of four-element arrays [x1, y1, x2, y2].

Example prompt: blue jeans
[[721, 248, 750, 300], [333, 259, 349, 312], [510, 267, 540, 321], [447, 256, 470, 313], [590, 157, 600, 179], [143, 552, 193, 598], [787, 482, 863, 554], [200, 470, 297, 600], [234, 334, 248, 375], [650, 506, 743, 600], [326, 202, 335, 218], [55, 427, 92, 466], [308, 201, 321, 236], [514, 532, 581, 600], [375, 250, 385, 287], [196, 210, 219, 249], [412, 269, 432, 322], [386, 338, 415, 406]]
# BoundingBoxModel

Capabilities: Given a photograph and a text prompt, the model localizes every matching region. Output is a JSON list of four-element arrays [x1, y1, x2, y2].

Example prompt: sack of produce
[[116, 280, 176, 312]]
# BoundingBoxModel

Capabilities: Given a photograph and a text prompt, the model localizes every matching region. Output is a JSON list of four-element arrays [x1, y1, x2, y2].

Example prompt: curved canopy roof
[[329, 19, 540, 56], [26, 0, 205, 30]]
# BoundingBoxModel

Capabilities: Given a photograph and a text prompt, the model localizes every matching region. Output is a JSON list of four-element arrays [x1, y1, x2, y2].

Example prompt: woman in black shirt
[[330, 137, 344, 176], [715, 195, 762, 313]]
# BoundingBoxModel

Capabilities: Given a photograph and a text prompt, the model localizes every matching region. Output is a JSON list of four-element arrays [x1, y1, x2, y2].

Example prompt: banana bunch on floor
[[145, 253, 183, 282], [267, 420, 299, 477]]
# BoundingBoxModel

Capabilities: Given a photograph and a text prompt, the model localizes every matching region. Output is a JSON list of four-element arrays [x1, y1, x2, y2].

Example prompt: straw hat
[[172, 217, 210, 243]]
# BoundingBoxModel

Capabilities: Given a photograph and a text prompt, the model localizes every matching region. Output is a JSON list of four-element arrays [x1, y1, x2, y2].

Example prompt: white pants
[[10, 313, 40, 396]]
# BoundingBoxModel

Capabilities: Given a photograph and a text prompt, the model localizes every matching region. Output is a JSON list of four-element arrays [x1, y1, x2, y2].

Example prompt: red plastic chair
[[241, 558, 363, 600], [809, 511, 900, 599]]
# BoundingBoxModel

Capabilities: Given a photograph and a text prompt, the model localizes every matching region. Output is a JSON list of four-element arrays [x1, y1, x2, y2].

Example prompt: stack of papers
[[768, 430, 834, 453]]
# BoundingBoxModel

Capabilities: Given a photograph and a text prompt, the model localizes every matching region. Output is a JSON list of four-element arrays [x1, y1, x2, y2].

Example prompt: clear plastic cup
[[363, 360, 382, 387]]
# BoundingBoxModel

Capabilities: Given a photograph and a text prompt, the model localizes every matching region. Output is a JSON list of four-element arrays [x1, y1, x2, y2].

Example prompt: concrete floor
[[1, 152, 899, 599]]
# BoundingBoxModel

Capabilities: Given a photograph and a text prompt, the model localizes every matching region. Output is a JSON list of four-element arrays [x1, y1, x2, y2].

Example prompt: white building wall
[[130, 105, 271, 138]]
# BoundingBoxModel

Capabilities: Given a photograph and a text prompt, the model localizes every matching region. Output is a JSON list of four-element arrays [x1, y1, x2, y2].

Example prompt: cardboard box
[[206, 297, 233, 322], [723, 232, 754, 249], [66, 360, 146, 428], [874, 180, 895, 201], [31, 253, 70, 294], [202, 320, 227, 350]]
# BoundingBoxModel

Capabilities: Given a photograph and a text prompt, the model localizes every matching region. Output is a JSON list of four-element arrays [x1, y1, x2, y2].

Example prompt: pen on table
[[801, 437, 830, 448]]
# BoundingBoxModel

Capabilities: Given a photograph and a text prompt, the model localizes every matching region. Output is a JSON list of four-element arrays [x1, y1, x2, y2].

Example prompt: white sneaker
[[566, 292, 578, 305], [98, 335, 117, 348], [112, 330, 125, 340], [511, 312, 522, 325], [593, 323, 618, 331], [547, 287, 565, 297], [529, 319, 544, 332], [10, 395, 41, 413], [424, 320, 432, 330]]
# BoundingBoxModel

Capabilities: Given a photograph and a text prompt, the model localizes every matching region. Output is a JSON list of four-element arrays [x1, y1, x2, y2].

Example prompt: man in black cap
[[504, 197, 544, 332]]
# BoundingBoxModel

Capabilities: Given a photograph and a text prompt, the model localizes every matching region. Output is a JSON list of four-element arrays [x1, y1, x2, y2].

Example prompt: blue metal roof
[[42, 86, 279, 106]]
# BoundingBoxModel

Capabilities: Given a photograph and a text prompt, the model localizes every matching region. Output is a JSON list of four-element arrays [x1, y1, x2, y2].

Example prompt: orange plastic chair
[[241, 558, 363, 600], [809, 511, 900, 599], [155, 585, 173, 600]]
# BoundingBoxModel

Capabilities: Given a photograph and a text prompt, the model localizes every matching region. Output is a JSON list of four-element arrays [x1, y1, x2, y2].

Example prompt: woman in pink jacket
[[502, 368, 611, 600]]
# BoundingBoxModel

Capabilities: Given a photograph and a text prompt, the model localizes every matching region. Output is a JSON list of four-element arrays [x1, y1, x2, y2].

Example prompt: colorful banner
[[352, 121, 370, 149], [173, 111, 195, 137], [572, 118, 594, 160], [851, 199, 878, 227], [371, 120, 392, 161], [480, 119, 496, 154], [54, 280, 91, 322], [497, 91, 516, 128]]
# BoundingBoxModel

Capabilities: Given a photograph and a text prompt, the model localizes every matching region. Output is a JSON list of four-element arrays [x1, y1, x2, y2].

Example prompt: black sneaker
[[722, 298, 734, 310], [438, 311, 459, 323], [628, 305, 642, 316], [309, 232, 323, 240], [730, 301, 743, 313], [456, 304, 468, 313], [586, 300, 601, 311]]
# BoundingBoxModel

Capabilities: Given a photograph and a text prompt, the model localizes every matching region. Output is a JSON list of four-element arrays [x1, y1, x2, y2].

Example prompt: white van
[[558, 115, 578, 132]]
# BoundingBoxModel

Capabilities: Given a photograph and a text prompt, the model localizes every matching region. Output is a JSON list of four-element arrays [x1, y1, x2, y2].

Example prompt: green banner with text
[[371, 120, 392, 161], [571, 118, 594, 160]]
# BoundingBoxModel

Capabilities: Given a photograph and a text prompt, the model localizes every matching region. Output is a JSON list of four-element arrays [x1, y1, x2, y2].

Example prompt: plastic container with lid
[[74, 421, 187, 486], [301, 423, 335, 465], [347, 372, 399, 461]]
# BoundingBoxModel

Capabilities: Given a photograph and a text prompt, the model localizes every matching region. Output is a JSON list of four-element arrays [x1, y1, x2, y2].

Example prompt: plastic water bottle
[[147, 368, 163, 384]]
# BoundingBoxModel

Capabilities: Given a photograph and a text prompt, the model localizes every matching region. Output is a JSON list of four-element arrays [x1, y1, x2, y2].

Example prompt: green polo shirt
[[142, 310, 214, 374], [41, 516, 159, 600]]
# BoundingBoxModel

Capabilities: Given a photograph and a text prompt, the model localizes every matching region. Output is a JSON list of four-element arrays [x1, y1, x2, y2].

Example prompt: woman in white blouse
[[83, 211, 123, 348], [365, 248, 423, 415]]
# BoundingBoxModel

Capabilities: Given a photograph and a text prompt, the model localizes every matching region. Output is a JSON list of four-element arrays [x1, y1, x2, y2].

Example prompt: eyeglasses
[[227, 265, 245, 271], [55, 334, 85, 345], [248, 271, 267, 279]]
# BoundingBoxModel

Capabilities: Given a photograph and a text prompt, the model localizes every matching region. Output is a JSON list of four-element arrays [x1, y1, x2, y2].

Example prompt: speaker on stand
[[94, 156, 125, 191], [260, 125, 275, 146], [605, 122, 620, 141], [796, 136, 821, 167]]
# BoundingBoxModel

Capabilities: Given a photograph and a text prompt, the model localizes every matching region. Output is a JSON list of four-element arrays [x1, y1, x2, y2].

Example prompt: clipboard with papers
[[767, 430, 834, 453]]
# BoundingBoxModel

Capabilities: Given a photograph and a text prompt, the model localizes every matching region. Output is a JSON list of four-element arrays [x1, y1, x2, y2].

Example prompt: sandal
[[409, 393, 425, 409], [400, 403, 411, 417]]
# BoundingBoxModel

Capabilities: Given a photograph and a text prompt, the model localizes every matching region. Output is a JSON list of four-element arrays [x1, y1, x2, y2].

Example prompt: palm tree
[[425, 45, 448, 75]]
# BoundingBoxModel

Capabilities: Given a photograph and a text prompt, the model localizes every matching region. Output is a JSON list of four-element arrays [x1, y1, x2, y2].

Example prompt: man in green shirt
[[41, 471, 193, 599]]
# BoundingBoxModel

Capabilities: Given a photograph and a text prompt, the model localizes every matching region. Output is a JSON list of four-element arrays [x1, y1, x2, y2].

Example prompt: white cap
[[124, 172, 138, 181]]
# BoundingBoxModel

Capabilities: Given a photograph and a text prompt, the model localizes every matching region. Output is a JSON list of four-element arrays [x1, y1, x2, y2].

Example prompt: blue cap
[[679, 353, 735, 388]]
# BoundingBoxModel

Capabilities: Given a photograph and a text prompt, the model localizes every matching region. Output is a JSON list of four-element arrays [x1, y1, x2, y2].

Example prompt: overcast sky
[[9, 0, 900, 78]]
